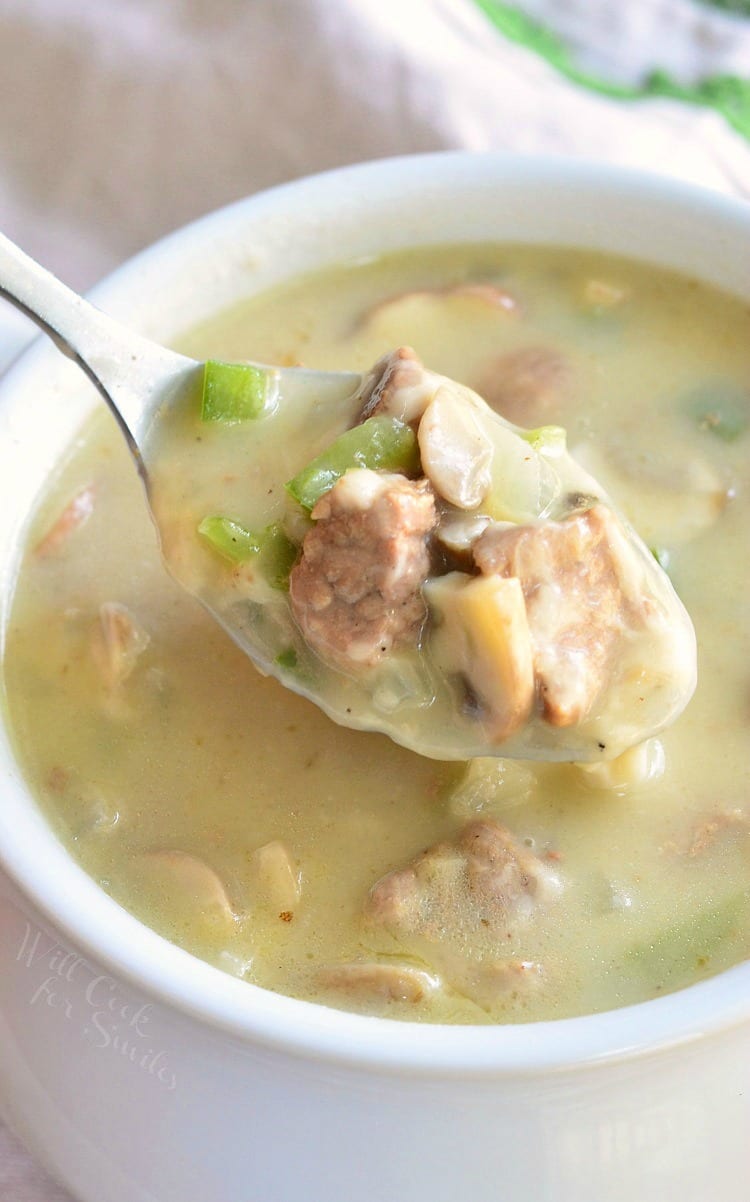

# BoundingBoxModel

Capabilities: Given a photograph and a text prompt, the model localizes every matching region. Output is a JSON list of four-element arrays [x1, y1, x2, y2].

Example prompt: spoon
[[0, 232, 696, 765], [0, 232, 361, 483]]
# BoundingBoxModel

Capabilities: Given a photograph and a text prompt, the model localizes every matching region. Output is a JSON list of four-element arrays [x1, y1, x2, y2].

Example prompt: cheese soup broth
[[3, 244, 749, 1023]]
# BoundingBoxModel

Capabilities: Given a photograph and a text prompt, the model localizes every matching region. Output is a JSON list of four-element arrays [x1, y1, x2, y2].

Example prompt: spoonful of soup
[[0, 232, 696, 763]]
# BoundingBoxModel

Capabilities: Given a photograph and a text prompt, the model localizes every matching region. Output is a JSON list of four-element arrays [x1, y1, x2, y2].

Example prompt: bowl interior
[[1, 152, 750, 1073]]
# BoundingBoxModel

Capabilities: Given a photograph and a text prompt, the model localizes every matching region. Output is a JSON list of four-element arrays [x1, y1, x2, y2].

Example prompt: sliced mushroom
[[425, 572, 535, 743], [418, 385, 494, 509], [435, 511, 493, 556], [314, 961, 439, 1004], [360, 286, 518, 379], [456, 958, 543, 1008], [572, 440, 730, 548], [364, 283, 518, 336], [248, 840, 301, 913], [138, 849, 237, 926], [91, 602, 150, 690]]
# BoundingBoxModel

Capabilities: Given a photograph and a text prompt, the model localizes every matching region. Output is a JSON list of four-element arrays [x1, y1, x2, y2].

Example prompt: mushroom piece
[[91, 602, 150, 691], [418, 385, 494, 509], [581, 278, 628, 310], [457, 958, 544, 1008], [425, 572, 535, 743], [137, 850, 238, 927], [362, 283, 518, 343], [248, 840, 301, 913], [314, 961, 439, 1004], [572, 440, 730, 548]]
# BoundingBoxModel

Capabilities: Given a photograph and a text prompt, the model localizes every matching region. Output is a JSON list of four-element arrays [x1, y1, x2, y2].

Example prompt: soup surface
[[147, 327, 695, 767], [3, 244, 750, 1023]]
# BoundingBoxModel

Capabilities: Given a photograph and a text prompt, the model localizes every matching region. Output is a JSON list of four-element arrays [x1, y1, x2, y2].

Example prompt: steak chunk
[[366, 819, 560, 1007], [475, 346, 571, 426], [289, 469, 437, 669], [473, 504, 647, 728], [368, 819, 560, 940], [358, 346, 438, 424]]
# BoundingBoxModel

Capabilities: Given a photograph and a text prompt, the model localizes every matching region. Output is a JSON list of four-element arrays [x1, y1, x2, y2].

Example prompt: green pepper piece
[[681, 382, 749, 442], [520, 424, 567, 454], [198, 517, 297, 589], [275, 648, 298, 671], [285, 416, 420, 511], [260, 523, 299, 590], [626, 891, 749, 986], [198, 515, 261, 562], [650, 546, 672, 573], [201, 360, 270, 423]]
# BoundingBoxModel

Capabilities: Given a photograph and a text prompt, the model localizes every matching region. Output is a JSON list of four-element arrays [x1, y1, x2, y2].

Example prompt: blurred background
[[0, 0, 748, 373], [0, 0, 748, 1196]]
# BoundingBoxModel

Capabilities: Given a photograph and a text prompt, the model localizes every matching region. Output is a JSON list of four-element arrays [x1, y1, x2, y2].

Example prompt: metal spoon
[[0, 232, 361, 485], [0, 232, 696, 765]]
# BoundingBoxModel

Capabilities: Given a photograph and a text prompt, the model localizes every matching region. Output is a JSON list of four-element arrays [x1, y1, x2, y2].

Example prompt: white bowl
[[0, 153, 749, 1202]]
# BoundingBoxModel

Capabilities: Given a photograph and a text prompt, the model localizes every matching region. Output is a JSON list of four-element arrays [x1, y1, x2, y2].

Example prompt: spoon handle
[[0, 231, 195, 456]]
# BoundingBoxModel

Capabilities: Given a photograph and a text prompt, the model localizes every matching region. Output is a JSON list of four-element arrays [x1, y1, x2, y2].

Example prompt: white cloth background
[[0, 0, 748, 1197]]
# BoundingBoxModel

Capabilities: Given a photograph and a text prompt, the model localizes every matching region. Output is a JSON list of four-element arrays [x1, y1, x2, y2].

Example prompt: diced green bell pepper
[[520, 425, 567, 454], [275, 648, 298, 671], [285, 416, 420, 511], [198, 515, 261, 561], [681, 382, 749, 442], [201, 360, 270, 423], [626, 891, 749, 985], [198, 516, 297, 589], [259, 525, 299, 590]]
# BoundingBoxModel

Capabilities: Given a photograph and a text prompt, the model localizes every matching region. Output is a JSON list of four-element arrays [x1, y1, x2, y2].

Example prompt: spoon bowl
[[0, 230, 695, 766], [0, 232, 361, 479]]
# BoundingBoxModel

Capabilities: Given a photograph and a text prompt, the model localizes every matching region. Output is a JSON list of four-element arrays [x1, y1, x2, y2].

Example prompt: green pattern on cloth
[[473, 0, 750, 140], [700, 0, 750, 14]]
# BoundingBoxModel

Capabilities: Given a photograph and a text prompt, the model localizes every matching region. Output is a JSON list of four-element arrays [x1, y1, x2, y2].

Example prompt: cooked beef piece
[[662, 809, 749, 858], [289, 469, 437, 669], [368, 819, 560, 937], [458, 957, 543, 1008], [473, 504, 649, 728], [475, 346, 571, 426], [358, 346, 437, 424], [366, 818, 560, 1007]]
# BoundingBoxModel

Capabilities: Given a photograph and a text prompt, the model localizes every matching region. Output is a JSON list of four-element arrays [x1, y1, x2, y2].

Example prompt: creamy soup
[[148, 331, 695, 766], [3, 244, 750, 1023]]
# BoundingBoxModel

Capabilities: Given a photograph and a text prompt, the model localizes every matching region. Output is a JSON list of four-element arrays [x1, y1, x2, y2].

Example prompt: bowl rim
[[1, 150, 750, 1078]]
